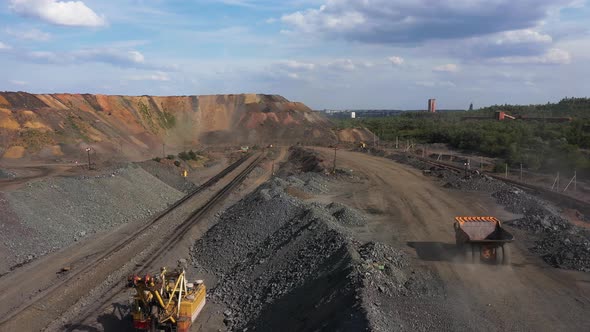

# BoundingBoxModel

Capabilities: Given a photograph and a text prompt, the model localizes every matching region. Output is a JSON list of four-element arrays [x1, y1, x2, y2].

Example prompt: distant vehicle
[[128, 267, 206, 332], [454, 216, 514, 264]]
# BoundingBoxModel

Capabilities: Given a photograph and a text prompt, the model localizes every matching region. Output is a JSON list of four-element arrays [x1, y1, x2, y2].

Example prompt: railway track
[[0, 153, 261, 331], [59, 153, 265, 331], [416, 156, 590, 216]]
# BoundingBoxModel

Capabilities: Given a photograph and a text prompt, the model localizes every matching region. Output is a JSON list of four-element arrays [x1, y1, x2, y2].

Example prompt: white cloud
[[0, 42, 12, 50], [415, 81, 456, 88], [278, 60, 316, 71], [281, 6, 365, 33], [495, 29, 552, 45], [22, 47, 174, 70], [10, 80, 28, 86], [433, 64, 459, 72], [494, 48, 571, 65], [326, 59, 356, 71], [388, 56, 404, 66], [9, 0, 106, 27], [281, 0, 574, 44], [127, 72, 170, 81], [5, 27, 51, 41]]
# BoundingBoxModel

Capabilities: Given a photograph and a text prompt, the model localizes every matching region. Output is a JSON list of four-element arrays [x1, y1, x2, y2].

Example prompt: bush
[[178, 151, 190, 160], [152, 157, 161, 162], [173, 160, 181, 167], [493, 162, 506, 173], [188, 150, 197, 160], [166, 154, 175, 160]]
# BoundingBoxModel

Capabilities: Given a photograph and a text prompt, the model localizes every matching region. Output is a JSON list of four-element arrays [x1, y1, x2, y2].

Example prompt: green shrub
[[153, 157, 161, 162], [178, 151, 190, 160], [166, 154, 175, 160], [174, 160, 181, 167]]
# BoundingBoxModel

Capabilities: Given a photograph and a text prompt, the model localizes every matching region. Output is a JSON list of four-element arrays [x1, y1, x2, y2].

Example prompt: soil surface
[[307, 147, 590, 331]]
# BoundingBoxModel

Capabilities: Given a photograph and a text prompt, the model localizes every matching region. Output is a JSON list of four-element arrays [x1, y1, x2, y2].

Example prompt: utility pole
[[86, 147, 92, 170], [333, 146, 337, 173], [396, 136, 399, 149], [505, 163, 508, 179]]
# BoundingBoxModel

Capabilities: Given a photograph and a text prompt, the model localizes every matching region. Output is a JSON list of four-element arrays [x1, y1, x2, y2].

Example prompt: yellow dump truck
[[128, 268, 206, 332], [454, 216, 514, 264]]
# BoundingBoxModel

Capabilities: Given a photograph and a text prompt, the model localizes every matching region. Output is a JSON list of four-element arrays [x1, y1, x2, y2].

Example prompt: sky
[[0, 0, 589, 109]]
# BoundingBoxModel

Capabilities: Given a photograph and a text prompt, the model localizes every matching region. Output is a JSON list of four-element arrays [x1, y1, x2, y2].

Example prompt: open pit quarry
[[0, 92, 337, 162], [0, 94, 589, 332]]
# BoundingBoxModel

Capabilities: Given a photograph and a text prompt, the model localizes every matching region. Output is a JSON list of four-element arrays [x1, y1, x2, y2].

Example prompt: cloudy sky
[[0, 0, 589, 109]]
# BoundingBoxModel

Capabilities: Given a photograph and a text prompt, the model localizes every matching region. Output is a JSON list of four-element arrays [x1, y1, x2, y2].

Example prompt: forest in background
[[334, 98, 590, 175]]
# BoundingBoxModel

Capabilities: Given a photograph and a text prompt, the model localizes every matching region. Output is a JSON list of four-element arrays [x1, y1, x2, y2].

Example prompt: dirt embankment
[[0, 163, 192, 273], [0, 92, 337, 162], [190, 170, 444, 331], [337, 127, 375, 143]]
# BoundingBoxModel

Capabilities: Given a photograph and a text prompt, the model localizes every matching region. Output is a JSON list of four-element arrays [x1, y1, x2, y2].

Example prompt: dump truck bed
[[454, 216, 514, 244]]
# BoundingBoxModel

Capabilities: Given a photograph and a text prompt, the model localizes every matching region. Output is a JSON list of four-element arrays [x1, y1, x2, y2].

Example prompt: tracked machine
[[128, 267, 206, 332], [454, 216, 514, 264]]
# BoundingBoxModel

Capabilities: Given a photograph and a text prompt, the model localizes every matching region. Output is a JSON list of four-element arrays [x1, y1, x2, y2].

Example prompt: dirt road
[[312, 147, 590, 331]]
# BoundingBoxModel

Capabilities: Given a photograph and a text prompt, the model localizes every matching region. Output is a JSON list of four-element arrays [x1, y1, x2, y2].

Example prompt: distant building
[[351, 111, 356, 119], [428, 99, 436, 113]]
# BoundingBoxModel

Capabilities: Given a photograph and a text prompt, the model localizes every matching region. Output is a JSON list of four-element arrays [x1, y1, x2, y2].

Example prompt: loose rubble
[[138, 160, 197, 193], [191, 172, 444, 331], [494, 188, 590, 272], [0, 164, 184, 268]]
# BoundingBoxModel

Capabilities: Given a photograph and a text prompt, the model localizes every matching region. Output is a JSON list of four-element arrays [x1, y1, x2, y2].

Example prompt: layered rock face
[[0, 92, 335, 161]]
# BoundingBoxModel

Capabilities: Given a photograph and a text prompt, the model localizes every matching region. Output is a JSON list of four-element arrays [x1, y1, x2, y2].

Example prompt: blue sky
[[0, 0, 589, 109]]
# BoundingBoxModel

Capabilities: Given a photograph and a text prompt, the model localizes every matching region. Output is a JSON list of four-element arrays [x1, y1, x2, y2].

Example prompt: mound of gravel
[[327, 202, 367, 226], [279, 146, 326, 176], [1, 164, 184, 266], [494, 188, 590, 272], [138, 160, 197, 193], [191, 173, 442, 331]]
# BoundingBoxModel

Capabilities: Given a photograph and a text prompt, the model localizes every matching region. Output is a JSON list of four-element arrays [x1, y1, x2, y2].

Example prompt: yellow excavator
[[127, 267, 206, 332]]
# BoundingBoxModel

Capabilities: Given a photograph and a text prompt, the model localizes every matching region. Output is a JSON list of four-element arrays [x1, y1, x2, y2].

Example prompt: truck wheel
[[471, 244, 481, 264], [500, 244, 511, 265], [461, 245, 470, 261]]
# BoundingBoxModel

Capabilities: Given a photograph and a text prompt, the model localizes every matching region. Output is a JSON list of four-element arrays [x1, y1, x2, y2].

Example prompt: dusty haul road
[[312, 147, 590, 331]]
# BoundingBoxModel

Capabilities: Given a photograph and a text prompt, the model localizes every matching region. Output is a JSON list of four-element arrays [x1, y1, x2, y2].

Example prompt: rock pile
[[493, 188, 590, 272], [1, 164, 184, 267], [138, 160, 197, 193], [191, 173, 441, 331]]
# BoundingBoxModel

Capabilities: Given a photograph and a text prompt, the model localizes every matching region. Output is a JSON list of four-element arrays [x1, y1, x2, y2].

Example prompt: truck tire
[[471, 244, 481, 264], [461, 244, 470, 262], [500, 244, 511, 265]]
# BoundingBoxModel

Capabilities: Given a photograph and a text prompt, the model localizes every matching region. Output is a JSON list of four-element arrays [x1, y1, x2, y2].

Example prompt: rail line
[[62, 153, 265, 331], [0, 153, 255, 329], [416, 156, 590, 216]]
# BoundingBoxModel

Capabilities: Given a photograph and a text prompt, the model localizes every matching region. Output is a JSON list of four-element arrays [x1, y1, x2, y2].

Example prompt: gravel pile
[[358, 242, 447, 331], [493, 188, 590, 271], [438, 170, 509, 192], [278, 146, 327, 176], [138, 160, 197, 193], [1, 164, 184, 266], [191, 172, 441, 331], [327, 202, 367, 226]]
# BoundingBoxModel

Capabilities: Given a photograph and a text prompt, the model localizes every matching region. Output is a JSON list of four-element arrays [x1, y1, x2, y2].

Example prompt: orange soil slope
[[0, 92, 336, 161]]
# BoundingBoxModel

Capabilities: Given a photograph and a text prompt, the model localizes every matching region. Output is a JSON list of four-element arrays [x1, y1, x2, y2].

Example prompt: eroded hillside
[[0, 92, 335, 162]]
